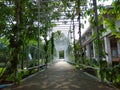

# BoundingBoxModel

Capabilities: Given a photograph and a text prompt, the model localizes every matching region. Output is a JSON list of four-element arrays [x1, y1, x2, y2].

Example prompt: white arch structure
[[54, 32, 69, 62]]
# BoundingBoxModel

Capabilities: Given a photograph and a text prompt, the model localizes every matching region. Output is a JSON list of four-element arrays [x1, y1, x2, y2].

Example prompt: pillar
[[93, 42, 97, 59], [57, 50, 59, 61], [104, 36, 112, 65], [86, 45, 90, 58], [92, 28, 97, 59], [117, 41, 120, 57], [64, 50, 66, 61]]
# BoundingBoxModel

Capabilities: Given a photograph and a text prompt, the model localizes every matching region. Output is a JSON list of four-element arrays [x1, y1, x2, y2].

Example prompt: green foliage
[[23, 70, 29, 77], [85, 58, 91, 66], [92, 59, 99, 67], [104, 64, 120, 87], [0, 68, 6, 77], [59, 50, 64, 59], [104, 19, 116, 30], [75, 64, 81, 69], [100, 0, 120, 39], [27, 60, 40, 68], [112, 32, 120, 39], [51, 32, 55, 56]]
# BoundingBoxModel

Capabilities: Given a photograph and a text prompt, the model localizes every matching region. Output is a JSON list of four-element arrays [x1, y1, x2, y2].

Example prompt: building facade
[[81, 22, 120, 66]]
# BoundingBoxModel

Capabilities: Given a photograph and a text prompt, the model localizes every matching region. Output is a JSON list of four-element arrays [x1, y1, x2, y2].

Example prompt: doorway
[[59, 50, 64, 60]]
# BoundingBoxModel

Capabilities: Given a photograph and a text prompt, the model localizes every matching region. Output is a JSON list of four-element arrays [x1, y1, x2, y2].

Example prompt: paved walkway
[[3, 61, 117, 90]]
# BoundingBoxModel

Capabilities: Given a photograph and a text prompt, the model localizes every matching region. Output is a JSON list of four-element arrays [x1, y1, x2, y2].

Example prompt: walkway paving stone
[[3, 61, 117, 90]]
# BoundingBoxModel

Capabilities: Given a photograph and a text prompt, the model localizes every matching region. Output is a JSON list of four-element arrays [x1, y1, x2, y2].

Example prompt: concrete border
[[2, 69, 46, 90], [21, 69, 45, 82]]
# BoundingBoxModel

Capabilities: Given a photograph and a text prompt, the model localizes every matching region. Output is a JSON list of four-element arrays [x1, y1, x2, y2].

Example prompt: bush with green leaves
[[104, 63, 120, 88]]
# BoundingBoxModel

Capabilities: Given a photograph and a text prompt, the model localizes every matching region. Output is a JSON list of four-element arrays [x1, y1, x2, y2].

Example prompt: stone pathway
[[3, 61, 117, 90]]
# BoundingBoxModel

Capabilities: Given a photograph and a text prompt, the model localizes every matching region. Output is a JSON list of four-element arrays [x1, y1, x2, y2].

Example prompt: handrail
[[0, 84, 13, 89], [19, 64, 46, 72]]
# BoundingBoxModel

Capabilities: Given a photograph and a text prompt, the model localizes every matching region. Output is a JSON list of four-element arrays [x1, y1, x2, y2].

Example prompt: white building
[[81, 20, 120, 66]]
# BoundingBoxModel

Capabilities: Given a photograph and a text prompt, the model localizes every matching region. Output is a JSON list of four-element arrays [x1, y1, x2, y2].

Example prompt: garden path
[[3, 61, 117, 90]]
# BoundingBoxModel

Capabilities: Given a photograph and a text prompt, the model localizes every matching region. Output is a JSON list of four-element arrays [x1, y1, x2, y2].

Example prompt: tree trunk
[[12, 0, 22, 83], [21, 45, 25, 74]]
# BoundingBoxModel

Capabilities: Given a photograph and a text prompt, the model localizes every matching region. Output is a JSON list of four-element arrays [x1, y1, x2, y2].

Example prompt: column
[[117, 41, 120, 57], [57, 50, 59, 61], [64, 50, 66, 61], [104, 36, 112, 65], [86, 45, 90, 59], [92, 28, 96, 59], [55, 47, 59, 62], [93, 42, 97, 59]]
